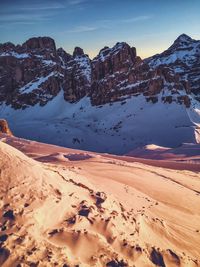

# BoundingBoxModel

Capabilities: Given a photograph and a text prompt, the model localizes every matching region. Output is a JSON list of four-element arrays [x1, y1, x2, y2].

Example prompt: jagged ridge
[[0, 34, 196, 109]]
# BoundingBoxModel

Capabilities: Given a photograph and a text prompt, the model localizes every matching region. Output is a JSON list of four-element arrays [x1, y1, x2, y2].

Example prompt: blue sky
[[0, 0, 200, 58]]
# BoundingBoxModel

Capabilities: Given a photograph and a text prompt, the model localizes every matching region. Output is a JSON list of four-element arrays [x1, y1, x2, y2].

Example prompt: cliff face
[[90, 42, 190, 106], [0, 34, 196, 109], [0, 37, 63, 109], [62, 47, 91, 103]]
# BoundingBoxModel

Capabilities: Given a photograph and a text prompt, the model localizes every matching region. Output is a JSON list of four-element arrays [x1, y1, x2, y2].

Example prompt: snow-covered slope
[[0, 137, 200, 266], [126, 143, 200, 163], [1, 90, 199, 154]]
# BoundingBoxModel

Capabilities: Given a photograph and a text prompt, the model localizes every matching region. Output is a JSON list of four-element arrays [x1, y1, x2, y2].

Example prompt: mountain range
[[0, 34, 200, 154]]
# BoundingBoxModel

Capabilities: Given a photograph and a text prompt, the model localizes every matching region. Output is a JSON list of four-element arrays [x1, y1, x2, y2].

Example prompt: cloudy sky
[[0, 0, 200, 58]]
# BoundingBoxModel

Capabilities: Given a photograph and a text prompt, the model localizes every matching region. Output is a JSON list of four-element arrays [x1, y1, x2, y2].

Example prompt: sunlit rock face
[[0, 119, 13, 135], [0, 34, 198, 109], [90, 41, 190, 105]]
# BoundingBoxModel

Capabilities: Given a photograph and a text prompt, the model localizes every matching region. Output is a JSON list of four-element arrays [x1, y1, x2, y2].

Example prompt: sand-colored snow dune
[[127, 143, 200, 162], [0, 135, 200, 266], [2, 134, 200, 172]]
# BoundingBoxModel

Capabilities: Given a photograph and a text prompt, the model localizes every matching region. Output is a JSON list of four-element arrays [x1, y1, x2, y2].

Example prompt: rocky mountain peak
[[147, 34, 200, 98], [174, 34, 193, 45], [22, 37, 56, 51], [113, 41, 132, 50], [0, 42, 16, 52], [91, 41, 138, 85], [57, 47, 73, 62], [97, 46, 110, 60], [94, 42, 136, 63], [167, 34, 196, 52], [73, 47, 85, 57]]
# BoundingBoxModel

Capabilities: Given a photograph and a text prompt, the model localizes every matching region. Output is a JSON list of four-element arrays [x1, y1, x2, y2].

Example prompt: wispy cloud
[[120, 15, 153, 23], [67, 15, 153, 34], [68, 0, 87, 5], [18, 3, 65, 11], [0, 1, 65, 25], [0, 13, 51, 23], [67, 25, 98, 33], [100, 15, 153, 26]]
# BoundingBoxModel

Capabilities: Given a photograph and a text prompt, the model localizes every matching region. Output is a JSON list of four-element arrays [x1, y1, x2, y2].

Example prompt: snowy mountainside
[[1, 90, 199, 154], [0, 34, 200, 153], [147, 34, 200, 99]]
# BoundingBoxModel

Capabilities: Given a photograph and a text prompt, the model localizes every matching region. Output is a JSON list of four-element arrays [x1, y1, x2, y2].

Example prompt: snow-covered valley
[[1, 90, 199, 154]]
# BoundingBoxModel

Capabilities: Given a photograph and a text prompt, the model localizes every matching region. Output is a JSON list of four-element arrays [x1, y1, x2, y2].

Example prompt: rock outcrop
[[22, 36, 56, 52], [0, 119, 13, 135]]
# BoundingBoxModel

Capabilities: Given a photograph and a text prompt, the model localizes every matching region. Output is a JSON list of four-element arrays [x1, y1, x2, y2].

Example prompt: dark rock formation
[[62, 47, 91, 102], [22, 37, 56, 52], [106, 259, 127, 267], [73, 47, 84, 57], [0, 34, 199, 109], [3, 209, 15, 220], [0, 247, 10, 266], [90, 42, 188, 105], [0, 42, 16, 52], [150, 248, 166, 267]]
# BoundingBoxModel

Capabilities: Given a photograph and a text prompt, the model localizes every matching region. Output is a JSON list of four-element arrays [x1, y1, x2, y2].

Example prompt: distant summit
[[174, 33, 193, 44], [22, 36, 56, 51], [147, 33, 200, 97]]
